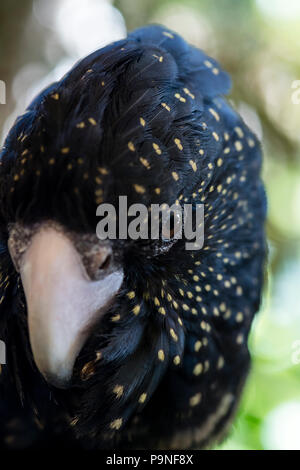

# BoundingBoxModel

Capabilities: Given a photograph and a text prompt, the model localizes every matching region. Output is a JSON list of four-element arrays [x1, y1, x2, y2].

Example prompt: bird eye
[[79, 243, 113, 281], [98, 252, 112, 271]]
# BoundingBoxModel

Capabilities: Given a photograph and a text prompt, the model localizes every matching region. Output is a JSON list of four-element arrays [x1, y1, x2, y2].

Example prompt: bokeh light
[[256, 0, 300, 21], [261, 401, 300, 450]]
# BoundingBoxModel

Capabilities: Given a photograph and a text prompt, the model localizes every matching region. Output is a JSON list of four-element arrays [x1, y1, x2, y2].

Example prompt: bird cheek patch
[[19, 225, 123, 389]]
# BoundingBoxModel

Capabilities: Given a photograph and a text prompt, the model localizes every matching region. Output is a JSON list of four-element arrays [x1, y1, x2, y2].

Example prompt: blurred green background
[[1, 0, 300, 450]]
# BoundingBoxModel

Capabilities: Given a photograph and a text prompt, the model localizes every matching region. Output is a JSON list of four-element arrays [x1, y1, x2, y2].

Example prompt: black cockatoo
[[0, 25, 266, 449]]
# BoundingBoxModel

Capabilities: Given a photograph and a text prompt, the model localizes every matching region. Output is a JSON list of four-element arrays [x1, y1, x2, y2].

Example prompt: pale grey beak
[[19, 226, 123, 388]]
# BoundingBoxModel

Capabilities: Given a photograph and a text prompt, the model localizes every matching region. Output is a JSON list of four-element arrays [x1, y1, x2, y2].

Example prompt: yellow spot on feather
[[161, 102, 170, 112], [88, 117, 97, 126], [132, 304, 140, 316], [110, 418, 122, 430], [190, 393, 202, 407], [163, 31, 174, 38], [173, 355, 181, 365], [76, 122, 85, 129], [170, 328, 178, 342], [113, 385, 124, 398], [174, 138, 183, 151], [139, 393, 147, 403], [189, 160, 197, 172], [193, 363, 203, 376], [158, 349, 165, 361], [133, 184, 145, 194], [128, 141, 135, 152]]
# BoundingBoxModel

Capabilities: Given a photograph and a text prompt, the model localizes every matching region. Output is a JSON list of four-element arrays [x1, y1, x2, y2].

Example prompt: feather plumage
[[0, 25, 266, 449]]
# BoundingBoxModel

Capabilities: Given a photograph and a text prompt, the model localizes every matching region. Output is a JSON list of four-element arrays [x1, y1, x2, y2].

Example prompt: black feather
[[0, 24, 266, 449]]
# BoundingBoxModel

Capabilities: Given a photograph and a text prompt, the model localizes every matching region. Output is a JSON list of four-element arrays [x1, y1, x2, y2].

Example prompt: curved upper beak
[[19, 226, 123, 389]]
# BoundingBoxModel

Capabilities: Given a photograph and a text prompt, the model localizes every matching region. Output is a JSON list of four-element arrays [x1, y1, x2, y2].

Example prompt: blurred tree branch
[[114, 0, 163, 31], [0, 0, 34, 131]]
